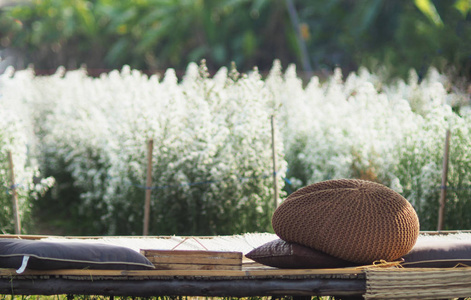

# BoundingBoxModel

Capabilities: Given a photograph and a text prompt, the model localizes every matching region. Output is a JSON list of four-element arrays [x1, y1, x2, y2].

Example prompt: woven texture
[[365, 268, 471, 299], [272, 179, 419, 264]]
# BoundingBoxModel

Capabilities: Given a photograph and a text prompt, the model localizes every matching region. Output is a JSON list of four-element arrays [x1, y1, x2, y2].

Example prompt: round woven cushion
[[272, 179, 419, 264]]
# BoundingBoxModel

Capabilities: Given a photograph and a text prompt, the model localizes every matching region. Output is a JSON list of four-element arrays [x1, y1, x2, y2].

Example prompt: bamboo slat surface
[[0, 266, 364, 278], [365, 267, 471, 299]]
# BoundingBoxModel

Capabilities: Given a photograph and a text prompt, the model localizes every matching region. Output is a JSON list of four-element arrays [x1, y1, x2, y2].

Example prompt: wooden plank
[[146, 256, 241, 265], [0, 234, 51, 240], [141, 250, 242, 270], [152, 264, 241, 271], [141, 249, 242, 259], [246, 268, 364, 277], [0, 267, 363, 278], [0, 268, 249, 277]]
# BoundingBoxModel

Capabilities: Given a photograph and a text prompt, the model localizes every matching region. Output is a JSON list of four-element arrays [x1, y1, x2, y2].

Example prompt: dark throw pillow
[[246, 238, 360, 269], [402, 239, 471, 268], [0, 239, 155, 272]]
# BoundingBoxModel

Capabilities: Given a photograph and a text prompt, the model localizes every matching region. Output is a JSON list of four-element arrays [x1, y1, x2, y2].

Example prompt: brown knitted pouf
[[272, 179, 419, 264]]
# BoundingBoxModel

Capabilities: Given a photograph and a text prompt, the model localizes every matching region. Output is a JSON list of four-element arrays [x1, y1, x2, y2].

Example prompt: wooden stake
[[271, 115, 279, 209], [438, 129, 451, 231], [143, 139, 154, 236], [7, 151, 21, 234]]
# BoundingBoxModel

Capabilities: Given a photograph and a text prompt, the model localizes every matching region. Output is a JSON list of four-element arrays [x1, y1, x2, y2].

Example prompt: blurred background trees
[[0, 0, 470, 82], [1, 0, 471, 235]]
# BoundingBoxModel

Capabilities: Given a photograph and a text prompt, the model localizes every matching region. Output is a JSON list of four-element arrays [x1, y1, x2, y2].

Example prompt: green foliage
[[394, 107, 471, 231], [0, 146, 20, 234], [101, 0, 297, 71], [1, 0, 470, 80], [414, 0, 444, 27], [378, 1, 471, 79], [297, 0, 471, 79], [0, 102, 53, 234], [444, 121, 471, 230], [0, 0, 297, 72], [0, 0, 109, 68]]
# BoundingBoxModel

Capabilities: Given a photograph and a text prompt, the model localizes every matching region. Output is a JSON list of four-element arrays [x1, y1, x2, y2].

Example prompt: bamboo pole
[[437, 129, 451, 231], [271, 115, 279, 209], [143, 139, 154, 236], [7, 151, 21, 234], [0, 277, 365, 297]]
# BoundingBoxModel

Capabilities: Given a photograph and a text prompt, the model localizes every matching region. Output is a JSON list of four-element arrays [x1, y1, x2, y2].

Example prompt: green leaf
[[251, 0, 269, 12], [242, 29, 257, 56], [136, 17, 172, 52], [188, 45, 208, 62], [212, 44, 226, 63], [454, 0, 471, 17], [414, 0, 444, 27], [105, 38, 129, 64]]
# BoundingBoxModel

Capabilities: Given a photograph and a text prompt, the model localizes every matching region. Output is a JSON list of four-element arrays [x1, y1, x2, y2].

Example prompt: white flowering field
[[0, 61, 470, 234], [0, 92, 54, 234]]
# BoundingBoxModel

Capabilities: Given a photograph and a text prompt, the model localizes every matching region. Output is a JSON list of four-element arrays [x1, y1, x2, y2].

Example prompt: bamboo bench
[[2, 232, 471, 299]]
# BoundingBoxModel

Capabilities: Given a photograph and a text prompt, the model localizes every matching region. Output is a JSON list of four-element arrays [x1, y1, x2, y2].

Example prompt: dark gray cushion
[[402, 238, 471, 268], [402, 239, 471, 268], [0, 239, 154, 271], [246, 238, 360, 269]]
